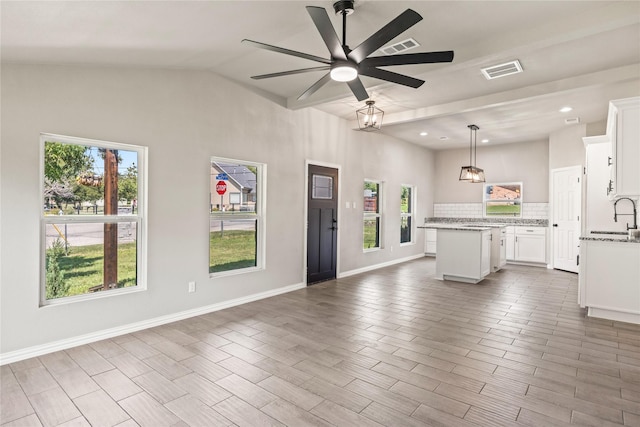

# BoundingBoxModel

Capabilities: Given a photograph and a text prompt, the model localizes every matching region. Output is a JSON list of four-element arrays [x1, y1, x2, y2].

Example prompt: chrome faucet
[[614, 197, 637, 230]]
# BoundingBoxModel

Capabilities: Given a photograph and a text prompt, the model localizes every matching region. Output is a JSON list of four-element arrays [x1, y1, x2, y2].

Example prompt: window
[[364, 180, 382, 250], [483, 182, 523, 218], [400, 185, 414, 244], [41, 134, 146, 305], [210, 158, 265, 275]]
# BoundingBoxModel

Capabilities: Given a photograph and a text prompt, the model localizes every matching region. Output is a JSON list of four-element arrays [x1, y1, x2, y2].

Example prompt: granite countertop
[[418, 223, 493, 231], [422, 218, 548, 227], [580, 231, 640, 244], [580, 236, 640, 243]]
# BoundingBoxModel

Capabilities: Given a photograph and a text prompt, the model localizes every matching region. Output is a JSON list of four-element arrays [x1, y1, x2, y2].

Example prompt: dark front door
[[307, 165, 338, 285]]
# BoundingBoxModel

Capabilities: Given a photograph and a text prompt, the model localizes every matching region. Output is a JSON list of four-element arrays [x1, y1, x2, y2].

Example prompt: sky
[[88, 147, 137, 174]]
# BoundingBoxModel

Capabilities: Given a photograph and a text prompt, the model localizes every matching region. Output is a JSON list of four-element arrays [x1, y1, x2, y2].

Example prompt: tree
[[45, 238, 69, 299], [118, 164, 137, 203], [44, 142, 93, 208], [44, 178, 75, 209], [44, 142, 92, 182], [73, 181, 103, 205]]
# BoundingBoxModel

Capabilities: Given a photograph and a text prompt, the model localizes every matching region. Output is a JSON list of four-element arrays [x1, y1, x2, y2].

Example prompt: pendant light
[[356, 100, 384, 131], [459, 124, 485, 183]]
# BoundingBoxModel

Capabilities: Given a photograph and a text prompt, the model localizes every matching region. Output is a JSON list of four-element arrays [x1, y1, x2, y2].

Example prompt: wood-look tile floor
[[2, 259, 640, 426]]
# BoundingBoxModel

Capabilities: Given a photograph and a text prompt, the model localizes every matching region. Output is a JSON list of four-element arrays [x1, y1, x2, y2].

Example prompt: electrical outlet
[[188, 281, 196, 293]]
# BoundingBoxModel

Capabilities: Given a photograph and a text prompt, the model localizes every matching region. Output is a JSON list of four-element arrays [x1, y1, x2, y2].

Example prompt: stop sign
[[216, 180, 227, 195]]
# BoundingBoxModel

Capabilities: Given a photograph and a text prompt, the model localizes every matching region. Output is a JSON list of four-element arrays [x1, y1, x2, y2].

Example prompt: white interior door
[[552, 165, 582, 273]]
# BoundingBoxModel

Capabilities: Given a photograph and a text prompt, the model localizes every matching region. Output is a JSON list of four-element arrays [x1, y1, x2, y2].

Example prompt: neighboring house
[[210, 162, 257, 211], [489, 185, 520, 200]]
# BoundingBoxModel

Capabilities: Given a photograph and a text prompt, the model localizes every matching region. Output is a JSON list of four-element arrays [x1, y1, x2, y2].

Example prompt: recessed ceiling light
[[481, 139, 489, 144], [420, 132, 428, 136], [559, 106, 573, 113]]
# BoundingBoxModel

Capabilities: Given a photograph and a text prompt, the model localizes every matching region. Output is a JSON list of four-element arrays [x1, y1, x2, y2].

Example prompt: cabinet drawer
[[515, 227, 546, 236]]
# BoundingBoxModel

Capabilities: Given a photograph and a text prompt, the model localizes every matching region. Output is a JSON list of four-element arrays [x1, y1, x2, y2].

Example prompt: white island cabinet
[[435, 228, 491, 283], [579, 238, 640, 324]]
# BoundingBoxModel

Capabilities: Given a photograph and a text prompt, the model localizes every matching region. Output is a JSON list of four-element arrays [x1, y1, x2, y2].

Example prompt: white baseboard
[[0, 282, 305, 366], [338, 254, 425, 278]]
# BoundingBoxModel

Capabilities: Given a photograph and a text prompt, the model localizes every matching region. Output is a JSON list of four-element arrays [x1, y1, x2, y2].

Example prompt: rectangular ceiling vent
[[481, 60, 523, 80], [565, 117, 581, 125], [379, 38, 420, 56]]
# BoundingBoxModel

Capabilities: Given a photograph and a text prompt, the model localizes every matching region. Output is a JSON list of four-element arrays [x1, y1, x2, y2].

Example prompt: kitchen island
[[420, 224, 493, 283]]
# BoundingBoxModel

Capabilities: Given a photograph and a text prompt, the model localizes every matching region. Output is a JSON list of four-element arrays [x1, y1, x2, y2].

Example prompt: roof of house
[[213, 162, 256, 192]]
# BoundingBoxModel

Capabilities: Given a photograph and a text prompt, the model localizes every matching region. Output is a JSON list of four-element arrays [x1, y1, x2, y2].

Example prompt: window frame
[[363, 179, 383, 252], [209, 156, 266, 278], [400, 184, 415, 246], [483, 182, 523, 218], [39, 133, 148, 307]]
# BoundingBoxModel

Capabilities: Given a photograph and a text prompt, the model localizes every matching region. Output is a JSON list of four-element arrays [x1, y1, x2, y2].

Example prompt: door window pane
[[312, 175, 333, 199]]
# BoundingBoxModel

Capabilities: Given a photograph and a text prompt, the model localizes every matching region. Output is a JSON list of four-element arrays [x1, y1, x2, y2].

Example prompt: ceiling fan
[[242, 1, 454, 102]]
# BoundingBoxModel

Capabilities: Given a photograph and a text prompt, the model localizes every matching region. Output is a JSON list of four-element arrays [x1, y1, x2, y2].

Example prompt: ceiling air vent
[[481, 60, 523, 80], [565, 117, 581, 125], [379, 38, 420, 55]]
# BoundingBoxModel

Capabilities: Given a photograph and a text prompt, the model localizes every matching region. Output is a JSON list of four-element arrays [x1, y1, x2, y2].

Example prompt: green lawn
[[54, 242, 137, 297], [363, 219, 379, 249], [210, 230, 256, 273], [486, 204, 521, 216]]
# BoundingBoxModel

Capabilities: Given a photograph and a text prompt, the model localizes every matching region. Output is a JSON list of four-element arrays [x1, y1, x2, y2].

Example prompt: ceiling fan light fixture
[[330, 62, 358, 82]]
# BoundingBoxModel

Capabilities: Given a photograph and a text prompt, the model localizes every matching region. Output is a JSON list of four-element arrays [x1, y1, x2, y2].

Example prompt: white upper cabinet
[[607, 97, 640, 199]]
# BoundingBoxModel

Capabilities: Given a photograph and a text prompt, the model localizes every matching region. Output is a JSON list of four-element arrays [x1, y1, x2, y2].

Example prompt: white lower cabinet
[[424, 229, 437, 256], [579, 239, 640, 324], [506, 227, 515, 260], [505, 226, 547, 264], [491, 227, 507, 272]]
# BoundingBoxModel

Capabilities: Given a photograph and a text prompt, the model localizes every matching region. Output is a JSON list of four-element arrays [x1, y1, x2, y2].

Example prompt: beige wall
[[433, 139, 549, 203], [1, 64, 435, 355], [549, 124, 587, 171]]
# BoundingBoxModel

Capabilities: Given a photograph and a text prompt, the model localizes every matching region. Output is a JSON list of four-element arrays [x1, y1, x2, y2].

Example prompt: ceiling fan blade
[[348, 9, 422, 64], [298, 73, 332, 101], [250, 66, 331, 80], [347, 77, 369, 101], [242, 39, 331, 64], [306, 6, 347, 61], [359, 67, 424, 88], [361, 51, 454, 67]]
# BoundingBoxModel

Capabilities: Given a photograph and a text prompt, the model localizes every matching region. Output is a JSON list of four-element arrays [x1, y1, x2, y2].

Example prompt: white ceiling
[[2, 1, 639, 150]]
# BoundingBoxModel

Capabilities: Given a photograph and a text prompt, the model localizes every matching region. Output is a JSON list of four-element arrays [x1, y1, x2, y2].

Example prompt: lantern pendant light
[[459, 124, 485, 183], [356, 100, 384, 131]]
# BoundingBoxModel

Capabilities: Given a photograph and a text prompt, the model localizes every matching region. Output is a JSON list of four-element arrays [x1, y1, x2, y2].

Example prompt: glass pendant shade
[[356, 100, 384, 131], [459, 165, 486, 183], [459, 124, 485, 183]]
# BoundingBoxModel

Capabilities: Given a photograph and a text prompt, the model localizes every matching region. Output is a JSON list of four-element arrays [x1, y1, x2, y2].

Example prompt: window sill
[[41, 285, 145, 308], [363, 247, 381, 253], [209, 266, 263, 279]]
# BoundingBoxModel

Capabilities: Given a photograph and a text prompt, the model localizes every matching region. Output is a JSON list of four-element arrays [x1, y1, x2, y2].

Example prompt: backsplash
[[433, 203, 548, 220]]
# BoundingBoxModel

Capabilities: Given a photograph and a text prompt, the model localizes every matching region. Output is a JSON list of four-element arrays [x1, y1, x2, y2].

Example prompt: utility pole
[[103, 149, 118, 290]]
